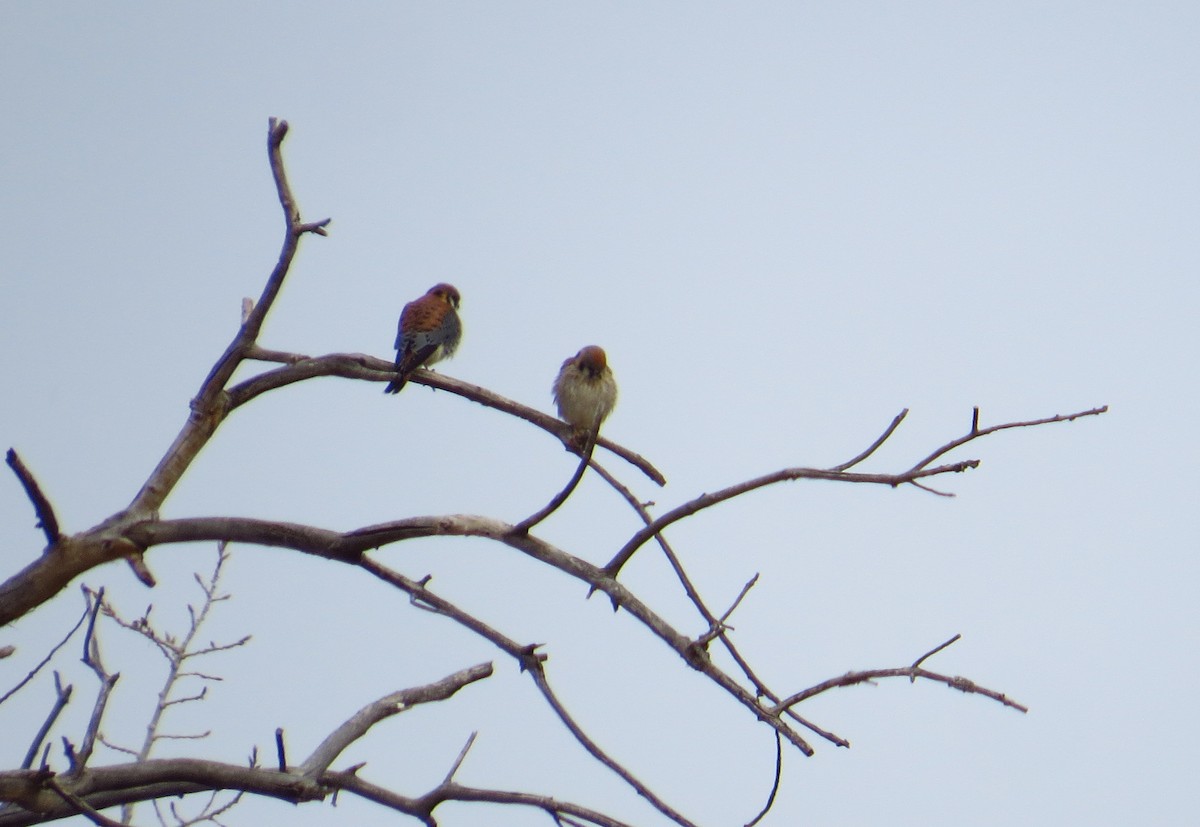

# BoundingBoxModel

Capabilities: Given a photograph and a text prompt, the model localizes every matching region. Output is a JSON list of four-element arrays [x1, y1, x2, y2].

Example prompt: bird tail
[[383, 374, 407, 394]]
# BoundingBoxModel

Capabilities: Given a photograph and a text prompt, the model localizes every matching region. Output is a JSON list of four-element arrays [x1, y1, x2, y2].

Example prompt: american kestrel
[[553, 345, 618, 436], [384, 283, 462, 394]]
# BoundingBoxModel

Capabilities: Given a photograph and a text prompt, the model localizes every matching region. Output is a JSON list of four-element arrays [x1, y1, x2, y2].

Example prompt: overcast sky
[[2, 3, 1197, 825]]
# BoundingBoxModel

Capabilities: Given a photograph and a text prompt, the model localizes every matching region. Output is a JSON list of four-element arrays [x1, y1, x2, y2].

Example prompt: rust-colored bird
[[553, 345, 618, 436], [384, 283, 462, 394]]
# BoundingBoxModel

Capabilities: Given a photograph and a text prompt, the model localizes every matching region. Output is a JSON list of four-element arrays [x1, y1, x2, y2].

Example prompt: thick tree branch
[[0, 760, 327, 826], [0, 665, 631, 827]]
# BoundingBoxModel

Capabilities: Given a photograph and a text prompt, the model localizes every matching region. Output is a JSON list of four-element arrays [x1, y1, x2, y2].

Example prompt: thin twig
[[513, 427, 599, 533], [828, 409, 909, 472], [5, 448, 62, 545], [526, 663, 700, 827], [275, 729, 287, 773], [744, 732, 782, 827], [603, 405, 1108, 580], [441, 731, 478, 785], [910, 633, 962, 681], [0, 595, 90, 706], [75, 588, 118, 773], [22, 672, 72, 770], [587, 465, 847, 748], [772, 662, 1026, 715], [905, 405, 1108, 474]]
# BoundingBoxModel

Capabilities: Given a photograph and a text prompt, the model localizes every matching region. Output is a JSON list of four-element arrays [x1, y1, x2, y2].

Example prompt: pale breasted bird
[[384, 283, 462, 394], [553, 345, 618, 436]]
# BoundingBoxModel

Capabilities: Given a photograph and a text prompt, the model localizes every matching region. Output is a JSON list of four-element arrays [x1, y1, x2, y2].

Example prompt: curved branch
[[513, 427, 599, 533], [602, 404, 1108, 579], [905, 405, 1108, 475], [299, 662, 493, 778], [769, 635, 1027, 715], [225, 352, 666, 486], [601, 460, 979, 580], [828, 408, 908, 472]]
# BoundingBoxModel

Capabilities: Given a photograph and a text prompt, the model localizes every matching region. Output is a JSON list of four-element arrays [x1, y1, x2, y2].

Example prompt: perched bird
[[384, 283, 462, 394], [553, 345, 618, 437]]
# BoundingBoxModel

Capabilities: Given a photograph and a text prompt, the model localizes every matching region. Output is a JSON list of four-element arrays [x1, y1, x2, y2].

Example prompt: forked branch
[[602, 404, 1108, 579]]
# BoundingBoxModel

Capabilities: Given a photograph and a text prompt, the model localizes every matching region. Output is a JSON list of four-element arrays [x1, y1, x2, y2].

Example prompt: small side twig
[[770, 635, 1027, 715], [5, 448, 63, 545], [76, 588, 119, 773], [744, 732, 782, 827], [828, 409, 909, 472], [275, 729, 287, 772], [910, 633, 962, 681], [1, 594, 90, 706], [442, 731, 478, 785], [513, 426, 600, 534], [905, 405, 1108, 474], [22, 672, 73, 770]]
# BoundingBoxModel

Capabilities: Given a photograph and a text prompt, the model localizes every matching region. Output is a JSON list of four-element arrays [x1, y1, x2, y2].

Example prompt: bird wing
[[394, 295, 460, 373]]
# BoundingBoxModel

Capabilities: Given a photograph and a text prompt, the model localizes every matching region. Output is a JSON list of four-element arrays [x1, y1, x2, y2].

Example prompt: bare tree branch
[[0, 119, 1106, 827], [769, 636, 1028, 715], [223, 352, 667, 487], [744, 732, 782, 827], [21, 673, 72, 771], [513, 426, 600, 533], [74, 589, 118, 773], [4, 450, 62, 546], [828, 408, 909, 472], [584, 465, 850, 748], [298, 663, 493, 778], [442, 732, 476, 786], [125, 118, 330, 521], [904, 405, 1109, 475], [0, 664, 629, 827], [526, 662, 701, 827], [911, 633, 962, 678], [1, 598, 89, 707], [44, 778, 125, 827], [322, 771, 641, 827], [601, 405, 1108, 579]]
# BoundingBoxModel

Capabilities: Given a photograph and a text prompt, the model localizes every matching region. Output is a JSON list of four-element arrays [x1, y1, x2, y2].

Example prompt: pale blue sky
[[2, 3, 1197, 825]]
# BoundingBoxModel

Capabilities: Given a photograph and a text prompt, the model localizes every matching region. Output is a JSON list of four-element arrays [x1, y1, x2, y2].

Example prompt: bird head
[[428, 283, 461, 309], [575, 345, 608, 376]]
